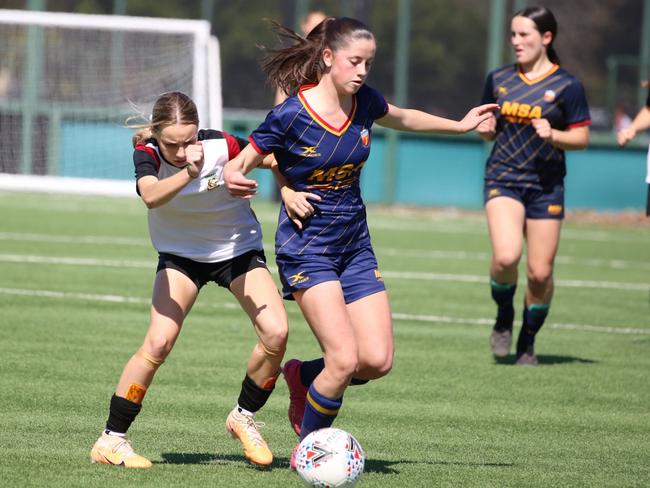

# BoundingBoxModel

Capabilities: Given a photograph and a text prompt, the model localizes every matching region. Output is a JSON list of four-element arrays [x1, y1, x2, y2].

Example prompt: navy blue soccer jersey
[[250, 84, 388, 256], [481, 64, 591, 187]]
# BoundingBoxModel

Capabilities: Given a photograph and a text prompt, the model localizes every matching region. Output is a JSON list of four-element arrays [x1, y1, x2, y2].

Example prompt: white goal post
[[0, 9, 221, 195]]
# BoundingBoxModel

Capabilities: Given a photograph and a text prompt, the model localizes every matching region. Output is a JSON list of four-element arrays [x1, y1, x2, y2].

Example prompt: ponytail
[[546, 45, 560, 65], [132, 127, 153, 147], [261, 17, 374, 96]]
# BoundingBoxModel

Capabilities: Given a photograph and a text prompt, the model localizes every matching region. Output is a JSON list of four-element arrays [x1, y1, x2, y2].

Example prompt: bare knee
[[143, 333, 174, 361], [492, 251, 520, 274], [358, 351, 393, 379], [260, 323, 288, 352], [324, 352, 358, 385], [527, 264, 553, 289]]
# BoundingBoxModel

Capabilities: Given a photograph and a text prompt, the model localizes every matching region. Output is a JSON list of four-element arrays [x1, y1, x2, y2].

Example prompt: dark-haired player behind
[[477, 5, 591, 365]]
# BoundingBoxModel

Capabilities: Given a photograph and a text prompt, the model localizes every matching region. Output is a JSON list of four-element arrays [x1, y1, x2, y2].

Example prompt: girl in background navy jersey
[[222, 16, 498, 467], [90, 92, 287, 469], [477, 6, 591, 365], [617, 82, 650, 216]]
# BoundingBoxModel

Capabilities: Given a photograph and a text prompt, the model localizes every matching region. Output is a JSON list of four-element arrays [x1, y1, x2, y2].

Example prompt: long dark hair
[[515, 5, 560, 64], [261, 17, 374, 97]]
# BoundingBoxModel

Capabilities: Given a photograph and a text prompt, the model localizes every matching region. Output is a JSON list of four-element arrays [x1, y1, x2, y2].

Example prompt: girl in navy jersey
[[477, 6, 591, 365], [90, 92, 288, 468], [222, 17, 497, 466]]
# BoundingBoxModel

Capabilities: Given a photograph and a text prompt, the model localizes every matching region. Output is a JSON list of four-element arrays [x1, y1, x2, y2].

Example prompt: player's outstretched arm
[[271, 164, 321, 230], [617, 106, 650, 147], [476, 113, 497, 141], [224, 144, 266, 199], [376, 103, 499, 134]]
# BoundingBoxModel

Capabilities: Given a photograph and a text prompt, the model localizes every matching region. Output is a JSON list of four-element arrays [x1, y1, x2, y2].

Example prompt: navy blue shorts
[[276, 247, 386, 304], [484, 182, 565, 219], [157, 249, 267, 289]]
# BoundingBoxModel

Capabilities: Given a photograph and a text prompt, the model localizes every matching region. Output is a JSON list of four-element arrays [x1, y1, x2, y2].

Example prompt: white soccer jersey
[[134, 129, 263, 263]]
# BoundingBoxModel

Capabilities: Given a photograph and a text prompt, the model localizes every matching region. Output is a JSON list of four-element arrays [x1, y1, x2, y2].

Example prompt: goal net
[[0, 9, 221, 195]]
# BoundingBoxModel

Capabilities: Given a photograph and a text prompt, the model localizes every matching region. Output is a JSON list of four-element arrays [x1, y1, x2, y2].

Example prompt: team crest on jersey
[[207, 176, 219, 190], [498, 86, 508, 95], [543, 90, 556, 102], [360, 128, 370, 147], [300, 146, 321, 157]]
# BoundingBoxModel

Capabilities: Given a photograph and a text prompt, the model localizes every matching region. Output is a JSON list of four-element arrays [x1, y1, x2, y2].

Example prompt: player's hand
[[224, 169, 258, 199], [531, 118, 553, 142], [617, 126, 636, 147], [476, 113, 497, 138], [281, 187, 321, 230], [185, 143, 204, 178], [459, 103, 500, 132]]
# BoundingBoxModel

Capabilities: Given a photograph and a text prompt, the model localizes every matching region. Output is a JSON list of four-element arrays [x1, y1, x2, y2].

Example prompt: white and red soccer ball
[[294, 428, 365, 487]]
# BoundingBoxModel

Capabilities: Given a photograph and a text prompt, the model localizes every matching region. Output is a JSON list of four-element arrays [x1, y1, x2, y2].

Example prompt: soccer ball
[[295, 428, 365, 487]]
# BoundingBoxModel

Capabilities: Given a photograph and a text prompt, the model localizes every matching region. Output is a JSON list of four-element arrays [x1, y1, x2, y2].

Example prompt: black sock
[[300, 358, 325, 386], [300, 358, 368, 387], [516, 304, 549, 356], [237, 374, 274, 413], [490, 280, 516, 330], [350, 378, 369, 386], [105, 394, 142, 434]]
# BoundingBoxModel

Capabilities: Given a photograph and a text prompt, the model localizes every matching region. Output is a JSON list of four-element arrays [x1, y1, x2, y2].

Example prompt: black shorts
[[156, 249, 268, 289], [646, 184, 650, 217]]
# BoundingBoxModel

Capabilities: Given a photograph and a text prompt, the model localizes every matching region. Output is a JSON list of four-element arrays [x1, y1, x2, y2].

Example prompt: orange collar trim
[[517, 64, 560, 85], [298, 85, 356, 136]]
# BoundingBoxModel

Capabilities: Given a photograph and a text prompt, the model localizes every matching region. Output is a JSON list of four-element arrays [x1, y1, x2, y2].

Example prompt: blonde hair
[[127, 91, 199, 147]]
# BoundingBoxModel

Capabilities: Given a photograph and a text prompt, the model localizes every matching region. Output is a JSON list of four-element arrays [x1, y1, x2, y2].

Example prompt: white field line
[[367, 219, 649, 244], [0, 195, 646, 243], [375, 246, 650, 272], [0, 286, 647, 335], [381, 270, 649, 291], [1, 232, 649, 272], [390, 312, 650, 335], [0, 253, 648, 291]]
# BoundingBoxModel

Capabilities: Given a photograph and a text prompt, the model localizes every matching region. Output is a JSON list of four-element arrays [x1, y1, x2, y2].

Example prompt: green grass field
[[1, 191, 648, 487]]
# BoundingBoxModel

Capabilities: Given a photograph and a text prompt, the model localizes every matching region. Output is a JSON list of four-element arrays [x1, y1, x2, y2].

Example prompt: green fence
[[8, 114, 647, 212], [222, 113, 648, 212]]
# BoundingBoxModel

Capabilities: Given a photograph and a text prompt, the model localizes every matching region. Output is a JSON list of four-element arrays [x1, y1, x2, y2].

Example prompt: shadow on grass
[[160, 452, 272, 469], [493, 354, 597, 366], [364, 458, 514, 474], [160, 453, 514, 474]]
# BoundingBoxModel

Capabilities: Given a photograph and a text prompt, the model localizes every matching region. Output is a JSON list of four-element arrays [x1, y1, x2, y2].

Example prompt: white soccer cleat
[[90, 432, 152, 468]]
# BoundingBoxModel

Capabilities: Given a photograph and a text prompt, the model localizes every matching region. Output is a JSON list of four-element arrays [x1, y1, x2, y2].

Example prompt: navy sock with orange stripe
[[300, 384, 342, 441]]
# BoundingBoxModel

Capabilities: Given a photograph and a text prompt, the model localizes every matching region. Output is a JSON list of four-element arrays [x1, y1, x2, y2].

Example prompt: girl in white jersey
[[90, 92, 288, 469]]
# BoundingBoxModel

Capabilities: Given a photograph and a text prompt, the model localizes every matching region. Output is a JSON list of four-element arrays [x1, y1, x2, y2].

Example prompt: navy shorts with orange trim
[[484, 182, 565, 219], [276, 246, 385, 304]]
